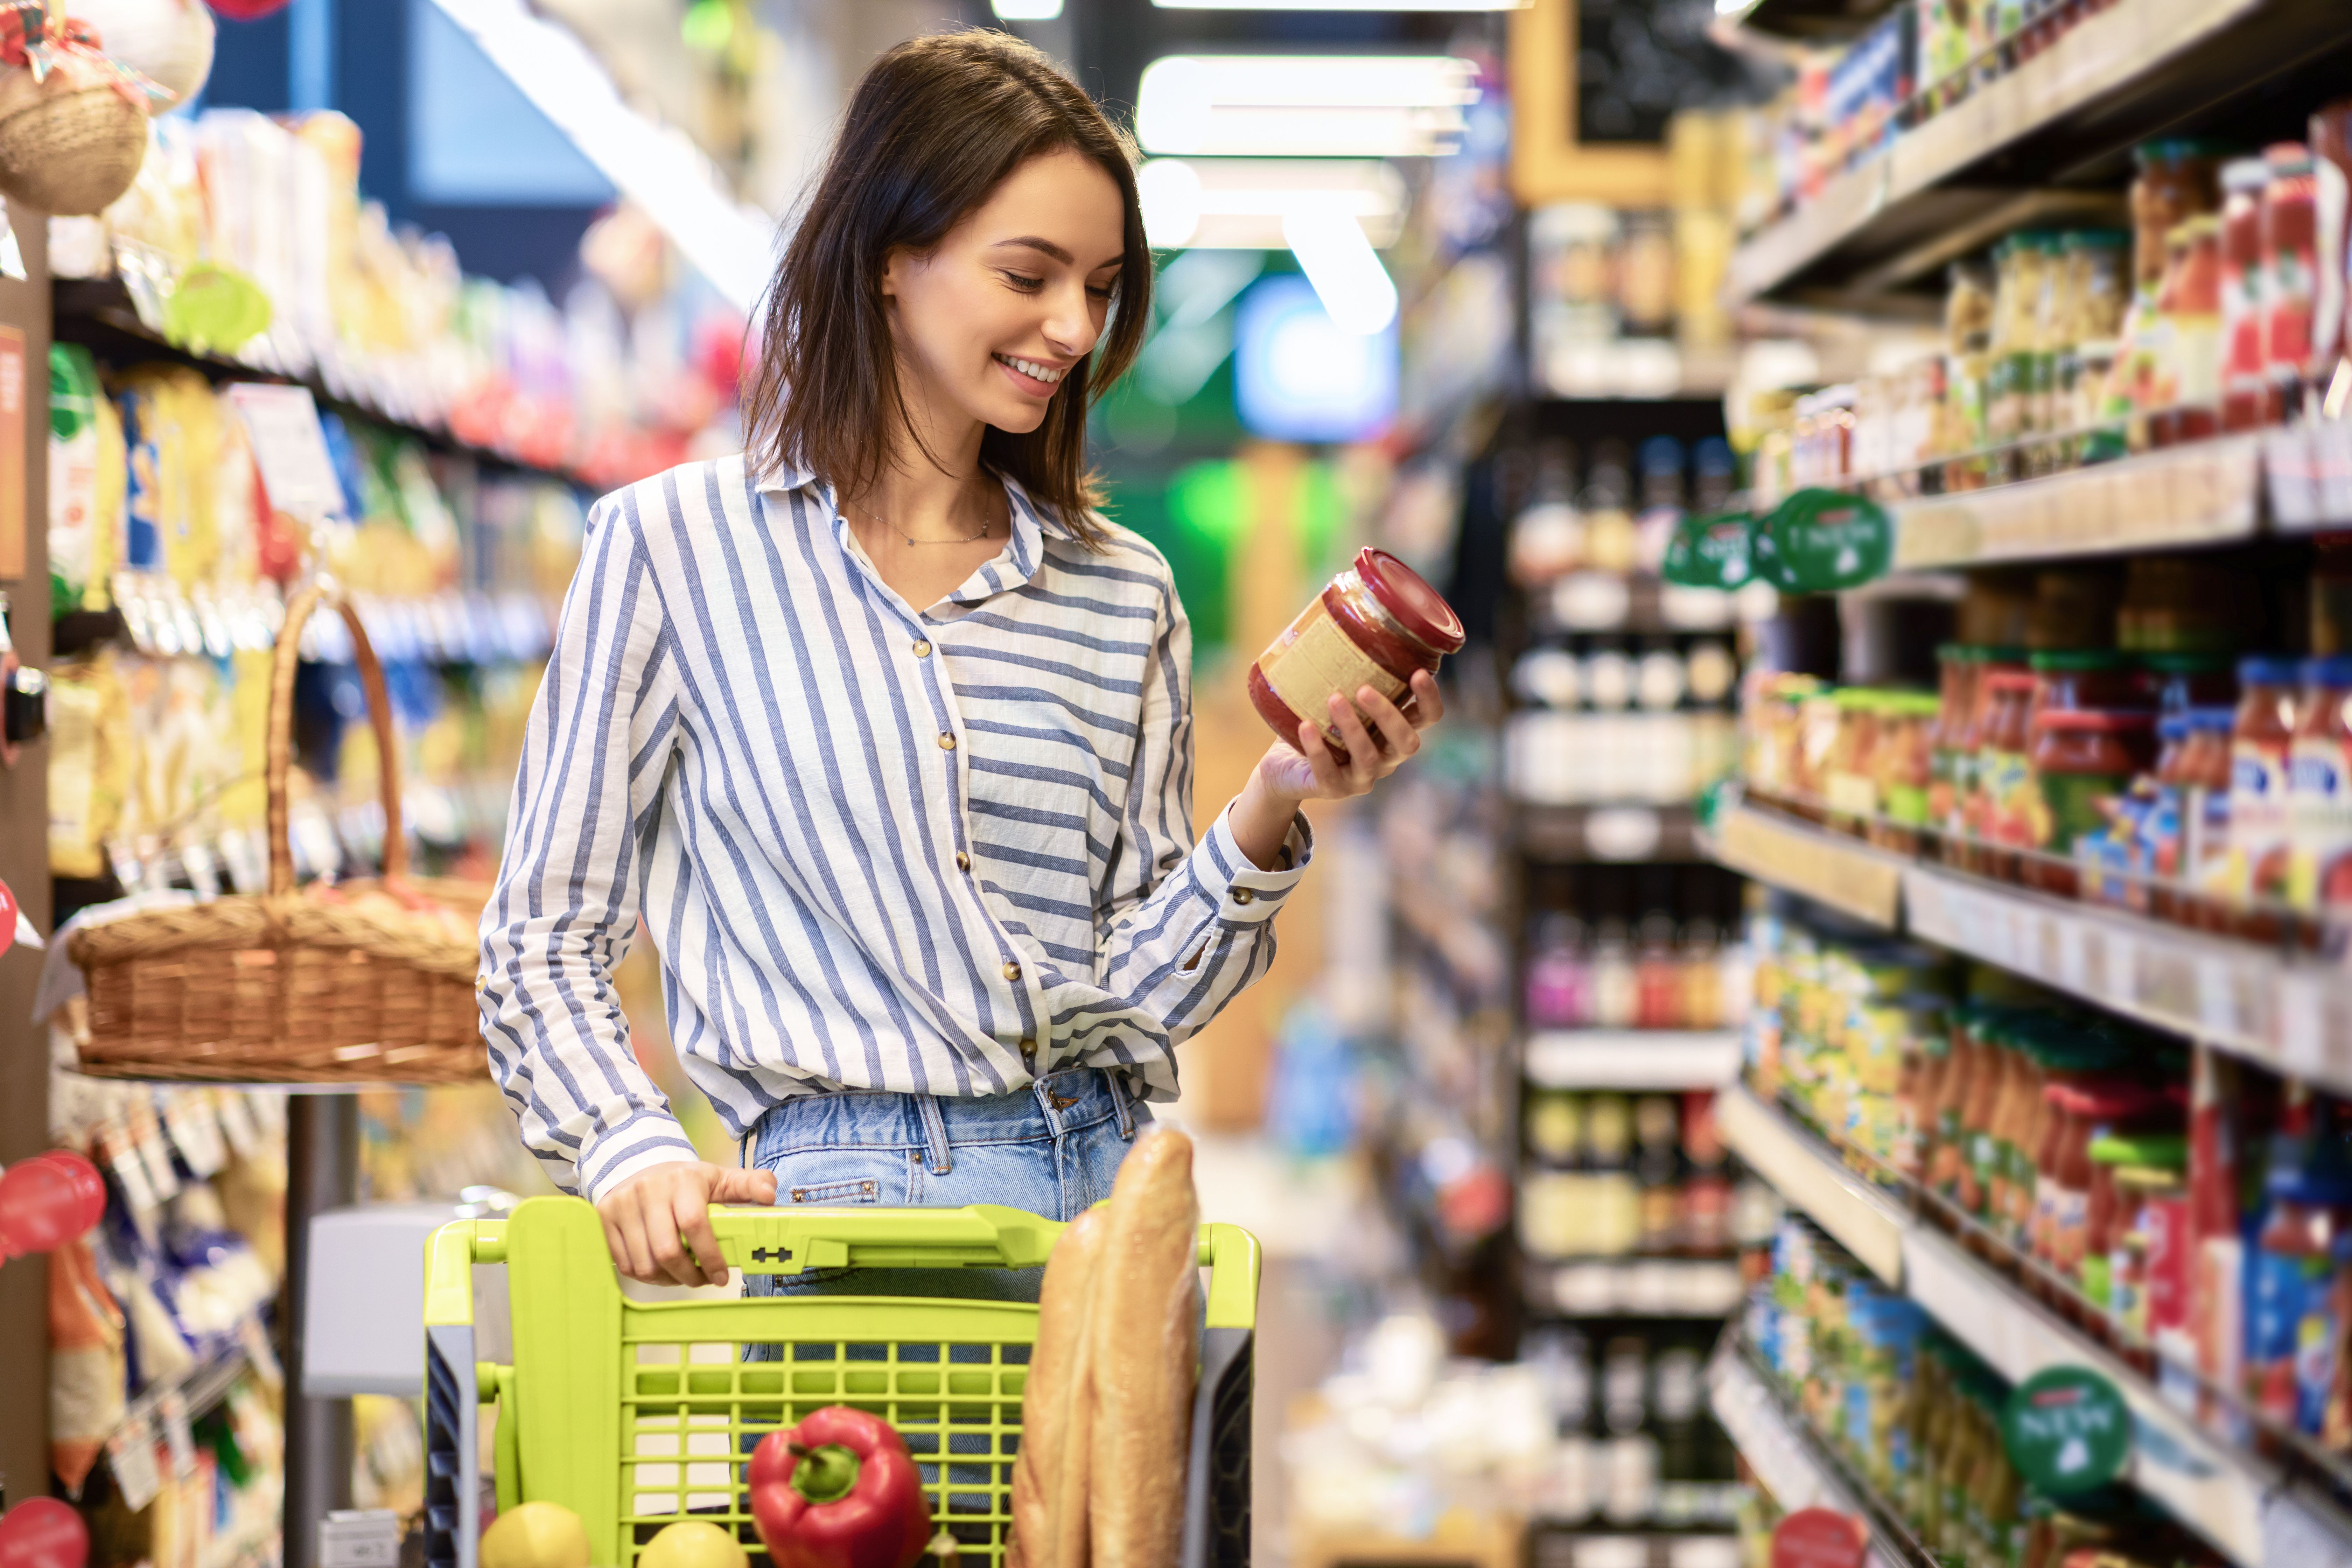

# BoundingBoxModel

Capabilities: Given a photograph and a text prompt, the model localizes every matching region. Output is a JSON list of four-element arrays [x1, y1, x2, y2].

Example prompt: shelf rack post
[[284, 1092, 360, 1568]]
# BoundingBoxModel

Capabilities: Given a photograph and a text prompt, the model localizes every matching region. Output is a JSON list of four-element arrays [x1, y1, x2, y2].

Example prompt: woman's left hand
[[1227, 669, 1445, 871], [1254, 668, 1446, 804]]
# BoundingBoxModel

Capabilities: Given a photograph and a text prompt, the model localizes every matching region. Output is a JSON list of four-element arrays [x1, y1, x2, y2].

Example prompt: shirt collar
[[760, 456, 1072, 606]]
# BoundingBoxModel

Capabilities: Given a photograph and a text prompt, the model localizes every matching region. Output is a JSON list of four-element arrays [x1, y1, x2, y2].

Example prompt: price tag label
[[158, 1389, 196, 1479], [106, 1412, 163, 1512], [2103, 931, 2138, 1009], [225, 384, 346, 526], [2055, 919, 2088, 994], [2279, 974, 2326, 1078], [2196, 954, 2238, 1037]]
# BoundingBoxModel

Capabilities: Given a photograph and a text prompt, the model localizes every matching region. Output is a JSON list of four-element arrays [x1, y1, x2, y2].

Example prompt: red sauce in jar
[[1250, 547, 1464, 761]]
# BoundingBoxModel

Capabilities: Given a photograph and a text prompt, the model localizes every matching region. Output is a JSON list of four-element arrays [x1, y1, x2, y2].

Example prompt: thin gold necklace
[[848, 497, 996, 546]]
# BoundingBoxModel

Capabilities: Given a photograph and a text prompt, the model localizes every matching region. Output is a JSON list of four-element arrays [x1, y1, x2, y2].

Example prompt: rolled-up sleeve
[[1093, 583, 1313, 1045], [477, 492, 698, 1201]]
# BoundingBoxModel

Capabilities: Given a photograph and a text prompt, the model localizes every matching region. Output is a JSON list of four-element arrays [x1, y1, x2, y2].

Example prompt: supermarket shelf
[[1889, 435, 2263, 570], [1721, 1088, 2352, 1568], [1525, 1030, 1744, 1090], [1526, 1258, 1745, 1317], [52, 276, 587, 486], [1899, 864, 2352, 1103], [1724, 0, 2352, 307], [1515, 804, 1704, 864], [1716, 1084, 1905, 1284], [1704, 1345, 1862, 1517], [1703, 800, 1904, 927], [1702, 794, 2352, 1101], [1704, 1346, 1914, 1568]]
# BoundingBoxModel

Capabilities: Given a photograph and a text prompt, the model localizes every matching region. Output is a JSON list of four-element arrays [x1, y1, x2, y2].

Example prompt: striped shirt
[[476, 453, 1312, 1202]]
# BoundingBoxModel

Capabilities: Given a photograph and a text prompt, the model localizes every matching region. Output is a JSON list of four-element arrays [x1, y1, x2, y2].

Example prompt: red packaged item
[[2220, 158, 2271, 431], [2185, 1045, 2248, 1437], [2266, 144, 2321, 415], [2311, 102, 2352, 385]]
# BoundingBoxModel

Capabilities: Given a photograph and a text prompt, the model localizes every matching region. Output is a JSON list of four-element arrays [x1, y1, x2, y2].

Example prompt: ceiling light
[[424, 0, 775, 313], [1283, 210, 1398, 335], [992, 0, 1066, 17], [1138, 158, 1407, 250], [1136, 54, 1480, 158]]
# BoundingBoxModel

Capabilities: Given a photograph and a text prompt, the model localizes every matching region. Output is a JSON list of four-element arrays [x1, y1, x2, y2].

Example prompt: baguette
[[1087, 1127, 1199, 1568], [1011, 1205, 1106, 1568]]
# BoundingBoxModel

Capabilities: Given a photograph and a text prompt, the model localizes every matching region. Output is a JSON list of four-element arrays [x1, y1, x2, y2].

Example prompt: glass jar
[[2220, 157, 2270, 431], [2028, 649, 2141, 724], [2141, 649, 2236, 712], [2149, 216, 2225, 448], [1250, 546, 1464, 760], [2131, 140, 2225, 295], [2263, 142, 2320, 412], [1930, 645, 1981, 841], [2026, 709, 2159, 896], [1975, 668, 2040, 876]]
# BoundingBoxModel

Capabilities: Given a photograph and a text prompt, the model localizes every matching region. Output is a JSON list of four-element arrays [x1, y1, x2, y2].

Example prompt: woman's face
[[881, 148, 1127, 439]]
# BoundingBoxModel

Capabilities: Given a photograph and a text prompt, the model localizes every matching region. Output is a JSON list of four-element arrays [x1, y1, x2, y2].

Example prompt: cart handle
[[423, 1203, 1261, 1331]]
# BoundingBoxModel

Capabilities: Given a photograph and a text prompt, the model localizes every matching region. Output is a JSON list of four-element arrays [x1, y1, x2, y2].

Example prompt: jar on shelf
[[2025, 709, 2159, 896], [2027, 649, 2143, 724], [2130, 140, 2225, 295], [2262, 142, 2320, 416], [2148, 216, 2224, 449]]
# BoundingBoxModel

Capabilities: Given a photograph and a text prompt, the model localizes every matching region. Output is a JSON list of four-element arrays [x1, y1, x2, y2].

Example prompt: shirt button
[[938, 731, 957, 751], [475, 975, 489, 993], [1232, 888, 1255, 906], [1003, 962, 1023, 982], [912, 640, 932, 658], [1020, 1037, 1037, 1062], [955, 852, 971, 873]]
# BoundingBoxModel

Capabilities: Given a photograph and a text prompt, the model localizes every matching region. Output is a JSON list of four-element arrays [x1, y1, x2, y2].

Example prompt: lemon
[[637, 1521, 749, 1568], [481, 1502, 591, 1568]]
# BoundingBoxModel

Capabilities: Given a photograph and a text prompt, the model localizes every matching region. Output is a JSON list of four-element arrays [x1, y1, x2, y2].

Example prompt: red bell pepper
[[747, 1407, 934, 1568]]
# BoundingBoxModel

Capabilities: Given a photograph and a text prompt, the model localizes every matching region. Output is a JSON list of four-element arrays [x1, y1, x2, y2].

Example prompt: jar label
[[1259, 598, 1406, 738], [2288, 734, 2352, 910], [2034, 768, 2133, 854]]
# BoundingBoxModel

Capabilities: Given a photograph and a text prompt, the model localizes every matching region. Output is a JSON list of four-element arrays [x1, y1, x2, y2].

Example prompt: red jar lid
[[1356, 548, 1464, 654], [2032, 708, 2158, 732]]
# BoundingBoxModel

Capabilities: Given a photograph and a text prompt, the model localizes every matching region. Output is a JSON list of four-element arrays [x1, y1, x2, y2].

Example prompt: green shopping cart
[[420, 1199, 1259, 1568]]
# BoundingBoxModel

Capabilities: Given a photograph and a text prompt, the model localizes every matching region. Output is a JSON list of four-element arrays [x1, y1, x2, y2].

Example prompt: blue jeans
[[741, 1067, 1148, 1307]]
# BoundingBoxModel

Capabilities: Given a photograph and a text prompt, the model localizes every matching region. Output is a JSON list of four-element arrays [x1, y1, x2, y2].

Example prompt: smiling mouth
[[994, 353, 1068, 387]]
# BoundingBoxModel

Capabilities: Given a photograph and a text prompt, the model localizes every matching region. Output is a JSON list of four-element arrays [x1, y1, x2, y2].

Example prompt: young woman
[[476, 29, 1443, 1294]]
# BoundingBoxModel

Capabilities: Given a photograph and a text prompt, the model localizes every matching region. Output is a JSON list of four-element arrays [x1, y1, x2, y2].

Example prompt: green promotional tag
[[1760, 488, 1892, 592], [163, 264, 273, 357], [2001, 1366, 2132, 1494], [1748, 514, 1803, 592], [1662, 510, 1755, 589]]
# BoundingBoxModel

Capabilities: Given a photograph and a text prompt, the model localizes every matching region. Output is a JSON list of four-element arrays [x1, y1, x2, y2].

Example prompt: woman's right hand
[[596, 1161, 779, 1288]]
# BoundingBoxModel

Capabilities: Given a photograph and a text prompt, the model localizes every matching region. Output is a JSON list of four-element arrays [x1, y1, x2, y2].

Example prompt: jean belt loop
[[917, 1093, 955, 1176], [1106, 1069, 1138, 1141]]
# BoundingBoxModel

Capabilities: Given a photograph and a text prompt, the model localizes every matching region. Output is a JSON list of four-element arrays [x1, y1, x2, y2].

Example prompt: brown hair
[[744, 30, 1149, 548]]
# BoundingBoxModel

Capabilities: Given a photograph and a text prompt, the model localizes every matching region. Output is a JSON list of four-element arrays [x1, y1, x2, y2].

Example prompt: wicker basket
[[0, 61, 147, 216], [70, 585, 491, 1085]]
